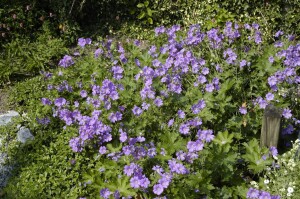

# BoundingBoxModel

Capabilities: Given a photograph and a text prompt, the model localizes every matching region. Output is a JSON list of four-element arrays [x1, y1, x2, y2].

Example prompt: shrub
[[3, 22, 300, 198]]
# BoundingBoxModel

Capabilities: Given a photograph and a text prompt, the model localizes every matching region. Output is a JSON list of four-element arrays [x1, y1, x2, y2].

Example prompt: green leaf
[[144, 1, 149, 7], [147, 17, 153, 24], [137, 11, 146, 19], [137, 3, 144, 8], [147, 7, 152, 16]]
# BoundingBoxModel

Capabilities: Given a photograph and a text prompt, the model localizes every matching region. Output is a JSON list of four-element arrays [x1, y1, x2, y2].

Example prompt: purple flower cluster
[[246, 188, 280, 199], [36, 117, 50, 125], [111, 66, 124, 80], [153, 173, 172, 196], [58, 55, 74, 68], [99, 79, 119, 101], [223, 22, 240, 43], [78, 37, 92, 47], [223, 48, 237, 64], [124, 163, 150, 189]]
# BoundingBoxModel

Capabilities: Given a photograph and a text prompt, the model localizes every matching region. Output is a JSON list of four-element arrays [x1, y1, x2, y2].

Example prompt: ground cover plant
[[1, 21, 300, 198]]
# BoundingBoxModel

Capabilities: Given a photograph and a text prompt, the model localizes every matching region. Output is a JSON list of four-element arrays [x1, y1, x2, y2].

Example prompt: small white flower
[[287, 187, 294, 193], [264, 179, 270, 184], [250, 181, 257, 185]]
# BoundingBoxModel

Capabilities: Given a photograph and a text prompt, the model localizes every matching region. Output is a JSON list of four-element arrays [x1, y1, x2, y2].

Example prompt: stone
[[17, 127, 34, 143], [0, 111, 19, 126]]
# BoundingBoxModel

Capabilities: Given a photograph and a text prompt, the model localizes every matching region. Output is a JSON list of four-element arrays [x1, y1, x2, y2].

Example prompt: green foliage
[[242, 139, 272, 174], [2, 128, 91, 198], [135, 1, 154, 25], [0, 23, 67, 85]]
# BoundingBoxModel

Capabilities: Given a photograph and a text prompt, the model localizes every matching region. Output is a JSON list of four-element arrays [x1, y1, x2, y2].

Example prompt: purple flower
[[135, 58, 141, 68], [205, 83, 214, 92], [36, 117, 50, 125], [119, 129, 127, 142], [256, 97, 268, 109], [274, 41, 283, 48], [142, 102, 150, 110], [244, 24, 251, 30], [124, 163, 140, 177], [130, 175, 149, 189], [132, 105, 143, 116], [168, 159, 188, 174], [259, 191, 271, 199], [282, 108, 292, 119], [108, 111, 122, 123], [155, 26, 166, 36], [80, 90, 88, 98], [223, 48, 237, 64], [158, 176, 170, 189], [94, 48, 103, 58], [99, 146, 107, 154], [177, 110, 185, 119], [240, 60, 247, 68], [282, 124, 294, 135], [197, 129, 214, 142], [112, 66, 123, 80], [152, 165, 164, 174], [147, 147, 157, 158], [191, 100, 206, 114], [271, 196, 281, 199], [78, 38, 86, 47], [153, 184, 164, 195], [54, 97, 67, 107], [201, 67, 210, 75], [247, 188, 260, 198], [168, 119, 174, 127], [74, 101, 79, 107], [254, 31, 262, 44], [274, 30, 283, 37], [59, 55, 74, 68], [160, 148, 166, 156], [252, 23, 260, 30], [268, 76, 277, 87], [198, 75, 207, 84], [41, 98, 52, 105], [69, 137, 82, 152], [187, 140, 204, 152], [266, 93, 274, 101], [100, 188, 111, 199], [239, 107, 247, 115], [130, 176, 140, 189], [154, 97, 163, 107], [269, 56, 274, 63], [134, 39, 140, 46], [179, 123, 190, 135], [188, 117, 202, 127], [216, 64, 223, 73], [269, 146, 278, 157]]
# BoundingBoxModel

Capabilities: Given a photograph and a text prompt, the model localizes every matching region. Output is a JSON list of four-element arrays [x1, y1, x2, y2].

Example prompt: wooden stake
[[260, 104, 282, 148]]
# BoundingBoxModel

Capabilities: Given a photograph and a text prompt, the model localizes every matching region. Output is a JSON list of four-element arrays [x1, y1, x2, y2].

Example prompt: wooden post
[[260, 104, 282, 148]]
